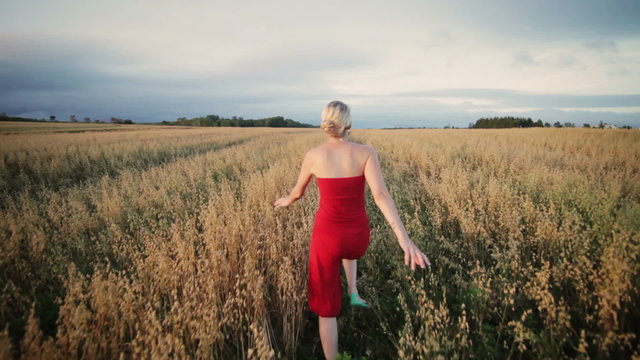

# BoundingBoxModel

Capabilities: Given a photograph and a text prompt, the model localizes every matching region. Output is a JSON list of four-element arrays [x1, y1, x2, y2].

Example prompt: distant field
[[0, 124, 638, 359], [0, 121, 166, 134]]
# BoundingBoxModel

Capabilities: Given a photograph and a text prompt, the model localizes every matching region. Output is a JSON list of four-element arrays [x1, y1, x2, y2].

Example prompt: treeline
[[472, 116, 544, 128], [108, 117, 134, 124], [0, 114, 49, 122], [471, 117, 636, 129], [161, 115, 315, 128], [0, 113, 134, 124]]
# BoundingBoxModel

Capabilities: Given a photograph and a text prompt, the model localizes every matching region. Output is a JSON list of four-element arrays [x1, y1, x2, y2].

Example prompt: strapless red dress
[[308, 174, 370, 317]]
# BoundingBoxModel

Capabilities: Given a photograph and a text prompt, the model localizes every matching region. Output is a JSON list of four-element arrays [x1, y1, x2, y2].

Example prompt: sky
[[1, 0, 639, 128]]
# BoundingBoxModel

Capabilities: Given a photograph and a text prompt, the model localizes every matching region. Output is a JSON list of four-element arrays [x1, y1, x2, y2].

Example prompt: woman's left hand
[[399, 239, 431, 271], [274, 195, 294, 210]]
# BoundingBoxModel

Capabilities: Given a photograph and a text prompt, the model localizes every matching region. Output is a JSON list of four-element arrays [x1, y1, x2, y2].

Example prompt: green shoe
[[349, 293, 370, 308]]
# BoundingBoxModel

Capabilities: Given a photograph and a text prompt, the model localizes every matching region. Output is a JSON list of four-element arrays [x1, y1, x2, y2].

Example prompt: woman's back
[[309, 140, 372, 179]]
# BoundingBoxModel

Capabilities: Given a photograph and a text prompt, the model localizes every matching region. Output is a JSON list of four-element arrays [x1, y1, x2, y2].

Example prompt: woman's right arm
[[364, 146, 431, 270], [274, 150, 314, 209]]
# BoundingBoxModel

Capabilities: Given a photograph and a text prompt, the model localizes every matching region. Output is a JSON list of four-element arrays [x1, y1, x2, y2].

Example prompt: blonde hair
[[321, 100, 351, 137]]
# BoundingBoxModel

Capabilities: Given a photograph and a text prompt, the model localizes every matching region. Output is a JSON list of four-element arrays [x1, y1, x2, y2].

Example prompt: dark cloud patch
[[509, 93, 639, 108], [0, 60, 112, 93], [390, 89, 640, 109], [512, 51, 537, 67], [0, 36, 138, 93], [443, 0, 640, 40], [498, 92, 639, 109], [511, 50, 580, 69], [0, 35, 377, 122], [0, 36, 174, 121], [584, 40, 619, 52]]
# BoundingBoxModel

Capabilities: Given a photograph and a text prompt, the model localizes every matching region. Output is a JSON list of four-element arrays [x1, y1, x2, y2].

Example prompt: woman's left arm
[[274, 151, 314, 209]]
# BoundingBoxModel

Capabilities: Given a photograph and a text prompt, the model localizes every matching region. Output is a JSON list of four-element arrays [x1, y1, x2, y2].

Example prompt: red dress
[[308, 174, 370, 317]]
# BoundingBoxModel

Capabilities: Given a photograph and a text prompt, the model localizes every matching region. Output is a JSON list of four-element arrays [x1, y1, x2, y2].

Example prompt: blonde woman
[[274, 100, 430, 359]]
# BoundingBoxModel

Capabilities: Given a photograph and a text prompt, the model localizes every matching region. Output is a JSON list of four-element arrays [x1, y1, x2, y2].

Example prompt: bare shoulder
[[353, 143, 377, 157], [307, 144, 325, 154], [304, 144, 325, 160]]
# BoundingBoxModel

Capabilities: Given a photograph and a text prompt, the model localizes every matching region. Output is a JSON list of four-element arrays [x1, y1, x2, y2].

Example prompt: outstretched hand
[[273, 195, 294, 210], [399, 239, 431, 270]]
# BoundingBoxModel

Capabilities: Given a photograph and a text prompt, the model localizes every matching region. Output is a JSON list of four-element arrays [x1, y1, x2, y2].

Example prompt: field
[[0, 122, 639, 359]]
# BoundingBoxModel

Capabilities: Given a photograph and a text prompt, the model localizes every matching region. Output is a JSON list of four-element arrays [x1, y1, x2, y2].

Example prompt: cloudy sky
[[1, 0, 639, 128]]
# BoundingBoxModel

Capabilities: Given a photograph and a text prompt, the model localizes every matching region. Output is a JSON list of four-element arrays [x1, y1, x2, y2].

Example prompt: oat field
[[0, 122, 639, 359]]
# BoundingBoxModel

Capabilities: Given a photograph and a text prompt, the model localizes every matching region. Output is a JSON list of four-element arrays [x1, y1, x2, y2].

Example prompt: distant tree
[[160, 114, 314, 128], [544, 122, 551, 127], [553, 121, 562, 128], [108, 117, 133, 124], [525, 117, 534, 127], [49, 115, 56, 122], [598, 121, 604, 129], [70, 115, 78, 122], [622, 125, 632, 129], [238, 119, 254, 127], [266, 116, 287, 127], [176, 117, 189, 126], [564, 122, 575, 128], [471, 116, 545, 129], [583, 123, 591, 128], [205, 114, 220, 126], [83, 117, 91, 123]]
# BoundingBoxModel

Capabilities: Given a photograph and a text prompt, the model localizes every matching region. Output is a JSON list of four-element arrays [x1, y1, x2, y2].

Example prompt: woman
[[274, 100, 430, 359]]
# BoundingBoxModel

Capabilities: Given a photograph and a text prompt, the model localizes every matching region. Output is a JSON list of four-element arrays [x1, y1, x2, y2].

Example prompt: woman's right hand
[[399, 238, 431, 270]]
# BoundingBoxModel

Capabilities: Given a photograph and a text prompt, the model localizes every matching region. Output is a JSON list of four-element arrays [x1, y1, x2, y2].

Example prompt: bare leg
[[343, 259, 369, 307], [319, 316, 338, 359], [342, 259, 358, 295]]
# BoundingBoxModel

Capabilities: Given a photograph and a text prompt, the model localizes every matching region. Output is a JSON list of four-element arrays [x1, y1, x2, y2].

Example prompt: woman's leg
[[343, 259, 369, 307], [342, 259, 358, 295], [319, 316, 338, 359]]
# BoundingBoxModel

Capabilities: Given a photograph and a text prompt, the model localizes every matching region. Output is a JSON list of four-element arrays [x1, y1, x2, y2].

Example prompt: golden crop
[[0, 123, 638, 359]]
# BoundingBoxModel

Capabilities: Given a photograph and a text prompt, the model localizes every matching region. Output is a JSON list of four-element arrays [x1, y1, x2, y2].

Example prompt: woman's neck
[[327, 136, 348, 144]]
